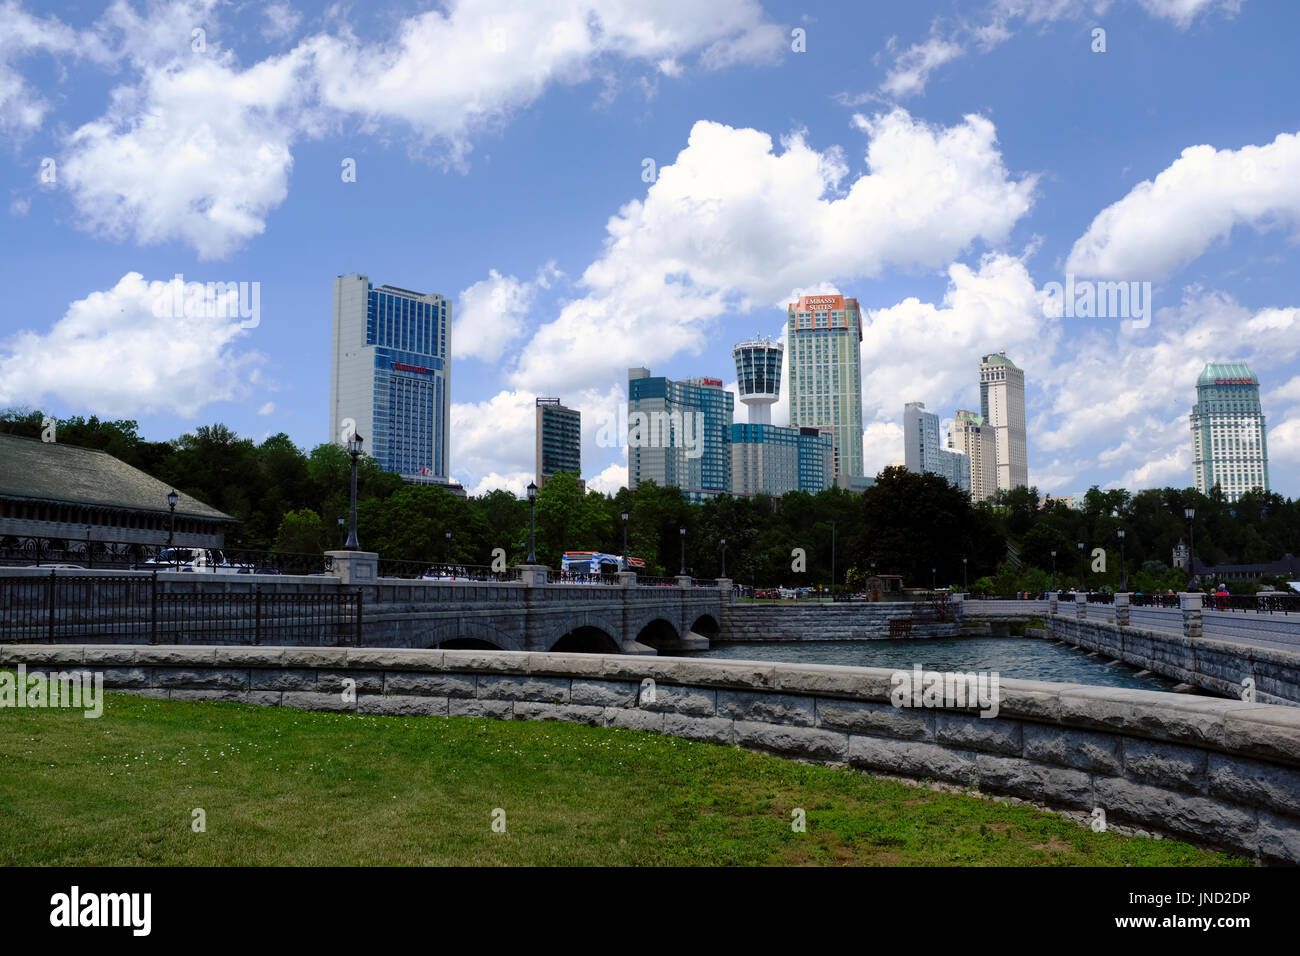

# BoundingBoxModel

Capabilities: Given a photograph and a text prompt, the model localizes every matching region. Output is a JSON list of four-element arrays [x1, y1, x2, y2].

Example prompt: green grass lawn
[[0, 691, 1249, 866]]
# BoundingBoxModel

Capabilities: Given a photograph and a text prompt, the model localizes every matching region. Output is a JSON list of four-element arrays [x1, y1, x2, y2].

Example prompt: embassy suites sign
[[1214, 377, 1255, 386]]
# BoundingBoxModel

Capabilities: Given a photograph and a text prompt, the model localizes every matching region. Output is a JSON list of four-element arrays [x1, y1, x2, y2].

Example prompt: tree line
[[3, 410, 1297, 592]]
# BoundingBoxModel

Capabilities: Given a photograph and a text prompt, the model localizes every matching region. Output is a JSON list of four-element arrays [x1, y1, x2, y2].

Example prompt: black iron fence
[[1130, 593, 1183, 608], [1215, 592, 1300, 614], [0, 535, 331, 575], [0, 572, 361, 645]]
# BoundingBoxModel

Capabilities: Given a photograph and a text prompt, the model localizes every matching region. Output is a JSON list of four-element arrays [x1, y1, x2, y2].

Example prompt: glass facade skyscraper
[[787, 294, 864, 479], [730, 336, 832, 495], [1191, 362, 1270, 503], [536, 397, 582, 490], [730, 423, 833, 496], [330, 275, 450, 482], [628, 368, 733, 502]]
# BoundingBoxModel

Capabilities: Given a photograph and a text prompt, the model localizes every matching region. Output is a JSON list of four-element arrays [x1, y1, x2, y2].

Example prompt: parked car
[[24, 564, 85, 570]]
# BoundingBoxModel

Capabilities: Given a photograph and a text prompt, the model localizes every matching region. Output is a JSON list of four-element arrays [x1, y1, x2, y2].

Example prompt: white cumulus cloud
[[1065, 131, 1300, 280], [0, 271, 264, 418]]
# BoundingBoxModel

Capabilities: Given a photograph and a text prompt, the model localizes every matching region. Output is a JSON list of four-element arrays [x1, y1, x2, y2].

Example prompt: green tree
[[534, 473, 612, 568], [273, 508, 326, 554]]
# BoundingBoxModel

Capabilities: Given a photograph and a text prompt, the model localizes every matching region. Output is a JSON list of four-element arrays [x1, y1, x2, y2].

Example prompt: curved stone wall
[[3, 643, 1298, 864]]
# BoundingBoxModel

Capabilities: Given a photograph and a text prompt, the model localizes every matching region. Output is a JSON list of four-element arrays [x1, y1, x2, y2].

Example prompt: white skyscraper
[[1190, 362, 1270, 503], [788, 294, 864, 479], [904, 401, 970, 495], [949, 409, 997, 503], [979, 351, 1028, 493]]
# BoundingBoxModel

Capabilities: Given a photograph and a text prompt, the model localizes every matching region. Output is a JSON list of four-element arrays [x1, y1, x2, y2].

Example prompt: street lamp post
[[1077, 540, 1085, 592], [526, 482, 538, 564], [167, 490, 178, 571], [445, 530, 452, 564], [962, 556, 968, 592], [1117, 528, 1126, 591], [1184, 506, 1196, 588], [932, 566, 936, 590], [166, 490, 178, 546], [621, 511, 629, 565], [344, 432, 363, 550], [679, 526, 686, 577], [720, 537, 727, 578], [337, 516, 345, 548], [1050, 550, 1057, 593]]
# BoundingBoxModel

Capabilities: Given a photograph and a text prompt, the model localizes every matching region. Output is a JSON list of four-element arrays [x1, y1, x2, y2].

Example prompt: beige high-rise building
[[979, 351, 1028, 492], [949, 409, 997, 503]]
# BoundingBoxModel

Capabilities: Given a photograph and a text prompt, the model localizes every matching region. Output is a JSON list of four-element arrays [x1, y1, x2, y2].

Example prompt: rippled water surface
[[684, 636, 1182, 691]]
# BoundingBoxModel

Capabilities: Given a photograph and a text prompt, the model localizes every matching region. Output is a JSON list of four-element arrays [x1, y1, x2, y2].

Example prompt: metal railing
[[0, 571, 361, 645], [0, 535, 331, 575], [637, 576, 683, 587], [1214, 593, 1300, 614], [1130, 593, 1182, 608]]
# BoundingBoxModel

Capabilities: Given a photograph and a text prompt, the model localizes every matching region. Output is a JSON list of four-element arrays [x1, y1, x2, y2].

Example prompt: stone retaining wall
[[4, 643, 1299, 864], [1047, 616, 1300, 707], [721, 602, 961, 641]]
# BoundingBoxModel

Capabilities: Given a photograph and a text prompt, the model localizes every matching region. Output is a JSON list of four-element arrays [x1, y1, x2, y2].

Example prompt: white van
[[140, 548, 250, 573]]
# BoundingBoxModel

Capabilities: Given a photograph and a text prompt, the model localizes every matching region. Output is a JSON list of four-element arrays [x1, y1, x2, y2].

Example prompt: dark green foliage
[[4, 408, 1297, 586]]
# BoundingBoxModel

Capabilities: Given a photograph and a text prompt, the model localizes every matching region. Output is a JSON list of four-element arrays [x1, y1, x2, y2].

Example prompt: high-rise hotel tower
[[1191, 362, 1270, 503], [787, 294, 864, 479], [330, 275, 451, 482], [979, 351, 1028, 492], [730, 337, 833, 496]]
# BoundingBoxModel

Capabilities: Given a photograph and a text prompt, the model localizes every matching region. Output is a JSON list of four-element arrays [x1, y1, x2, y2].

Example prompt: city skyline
[[3, 2, 1300, 500]]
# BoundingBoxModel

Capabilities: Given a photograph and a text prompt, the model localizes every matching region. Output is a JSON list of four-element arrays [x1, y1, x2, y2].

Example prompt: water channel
[[686, 634, 1183, 692]]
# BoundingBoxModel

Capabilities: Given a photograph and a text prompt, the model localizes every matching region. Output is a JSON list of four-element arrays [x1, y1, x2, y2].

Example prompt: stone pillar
[[1075, 591, 1087, 621], [676, 575, 692, 588], [1180, 591, 1203, 640], [517, 565, 549, 587], [949, 590, 964, 620], [616, 571, 637, 587], [715, 578, 733, 603], [325, 550, 378, 585], [1048, 592, 1058, 616], [1114, 592, 1130, 628]]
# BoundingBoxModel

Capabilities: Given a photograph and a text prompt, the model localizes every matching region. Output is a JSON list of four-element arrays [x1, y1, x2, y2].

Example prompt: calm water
[[686, 636, 1182, 691]]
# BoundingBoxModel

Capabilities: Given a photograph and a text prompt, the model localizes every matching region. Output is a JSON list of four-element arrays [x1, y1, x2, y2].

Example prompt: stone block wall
[[720, 602, 962, 641], [4, 643, 1299, 864]]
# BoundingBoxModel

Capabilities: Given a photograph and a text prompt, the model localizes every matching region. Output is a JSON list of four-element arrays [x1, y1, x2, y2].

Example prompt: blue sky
[[3, 0, 1299, 497]]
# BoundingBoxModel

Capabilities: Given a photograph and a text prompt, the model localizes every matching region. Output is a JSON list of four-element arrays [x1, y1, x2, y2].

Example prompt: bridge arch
[[689, 613, 720, 639], [633, 617, 682, 652], [415, 618, 517, 651], [550, 625, 620, 654]]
